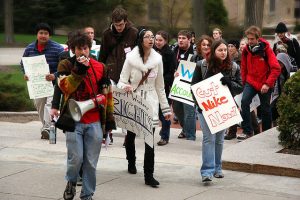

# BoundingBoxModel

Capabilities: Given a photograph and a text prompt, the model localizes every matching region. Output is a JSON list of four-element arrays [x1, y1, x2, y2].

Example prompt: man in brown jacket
[[99, 7, 138, 84], [99, 7, 138, 144]]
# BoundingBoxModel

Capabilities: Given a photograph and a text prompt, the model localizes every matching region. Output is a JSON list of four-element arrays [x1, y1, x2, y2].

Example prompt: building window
[[295, 0, 300, 18], [270, 0, 275, 13]]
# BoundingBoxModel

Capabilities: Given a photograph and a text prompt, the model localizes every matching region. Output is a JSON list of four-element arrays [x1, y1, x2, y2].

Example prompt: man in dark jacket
[[238, 26, 281, 140], [99, 7, 138, 144], [273, 22, 300, 71], [99, 7, 138, 84]]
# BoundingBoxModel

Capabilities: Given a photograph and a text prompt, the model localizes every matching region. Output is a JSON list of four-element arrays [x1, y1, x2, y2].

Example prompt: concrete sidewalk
[[0, 120, 300, 200]]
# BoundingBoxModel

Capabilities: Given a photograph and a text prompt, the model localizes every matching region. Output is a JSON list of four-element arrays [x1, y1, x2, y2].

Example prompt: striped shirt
[[20, 39, 64, 76]]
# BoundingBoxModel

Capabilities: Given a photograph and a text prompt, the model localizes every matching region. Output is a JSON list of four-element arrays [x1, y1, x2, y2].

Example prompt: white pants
[[33, 97, 53, 130]]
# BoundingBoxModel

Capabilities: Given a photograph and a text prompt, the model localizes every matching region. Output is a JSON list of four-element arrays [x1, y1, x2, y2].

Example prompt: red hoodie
[[241, 37, 281, 91]]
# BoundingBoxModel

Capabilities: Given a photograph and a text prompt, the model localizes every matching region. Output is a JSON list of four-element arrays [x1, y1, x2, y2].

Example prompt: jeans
[[173, 101, 196, 140], [159, 107, 171, 141], [65, 122, 103, 199], [198, 113, 225, 177], [241, 83, 272, 134]]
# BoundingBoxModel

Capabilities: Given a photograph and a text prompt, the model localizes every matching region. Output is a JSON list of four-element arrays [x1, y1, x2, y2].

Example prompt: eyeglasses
[[144, 35, 155, 40]]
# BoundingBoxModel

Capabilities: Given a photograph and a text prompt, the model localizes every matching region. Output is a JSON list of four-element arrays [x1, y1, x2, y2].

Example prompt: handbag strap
[[133, 69, 151, 92]]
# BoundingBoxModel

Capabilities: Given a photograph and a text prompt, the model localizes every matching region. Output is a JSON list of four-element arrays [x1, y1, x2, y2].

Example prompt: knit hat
[[227, 39, 240, 49], [275, 22, 288, 33]]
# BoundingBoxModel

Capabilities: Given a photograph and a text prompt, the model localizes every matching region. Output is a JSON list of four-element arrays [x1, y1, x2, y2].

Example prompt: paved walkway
[[0, 119, 300, 200]]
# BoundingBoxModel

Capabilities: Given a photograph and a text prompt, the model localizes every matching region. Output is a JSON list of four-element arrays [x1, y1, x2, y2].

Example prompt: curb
[[223, 161, 300, 178]]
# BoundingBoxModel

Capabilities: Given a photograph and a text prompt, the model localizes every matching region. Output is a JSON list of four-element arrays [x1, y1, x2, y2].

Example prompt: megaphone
[[68, 94, 106, 122]]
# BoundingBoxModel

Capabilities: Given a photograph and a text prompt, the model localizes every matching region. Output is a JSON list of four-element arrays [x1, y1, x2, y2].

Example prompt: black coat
[[154, 44, 176, 99], [273, 38, 300, 69]]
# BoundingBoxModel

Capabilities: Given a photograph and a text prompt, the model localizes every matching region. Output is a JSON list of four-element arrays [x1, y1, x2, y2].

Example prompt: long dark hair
[[137, 28, 153, 63], [207, 39, 231, 74]]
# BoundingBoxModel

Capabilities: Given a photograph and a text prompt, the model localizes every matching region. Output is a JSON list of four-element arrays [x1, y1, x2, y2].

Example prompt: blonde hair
[[213, 28, 222, 35], [245, 26, 261, 39]]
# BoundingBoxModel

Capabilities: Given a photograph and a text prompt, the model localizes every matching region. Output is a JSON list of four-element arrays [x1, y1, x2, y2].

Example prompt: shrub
[[0, 67, 35, 111], [277, 71, 300, 149]]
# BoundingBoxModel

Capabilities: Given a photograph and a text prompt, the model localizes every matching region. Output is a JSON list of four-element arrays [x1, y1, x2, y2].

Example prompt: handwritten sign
[[22, 55, 54, 99], [169, 60, 196, 106], [191, 73, 243, 134], [113, 86, 154, 147]]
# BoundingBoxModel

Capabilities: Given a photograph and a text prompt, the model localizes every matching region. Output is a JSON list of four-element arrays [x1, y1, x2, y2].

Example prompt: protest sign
[[113, 86, 154, 147], [169, 60, 196, 106], [22, 55, 54, 99], [234, 93, 260, 111], [191, 73, 243, 134]]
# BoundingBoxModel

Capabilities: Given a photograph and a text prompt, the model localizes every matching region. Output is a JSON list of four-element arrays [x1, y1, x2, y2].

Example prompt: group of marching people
[[20, 5, 298, 199]]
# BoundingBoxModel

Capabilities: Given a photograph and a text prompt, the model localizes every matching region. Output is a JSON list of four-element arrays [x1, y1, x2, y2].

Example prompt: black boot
[[128, 163, 137, 174], [126, 131, 136, 174], [145, 175, 160, 187], [144, 142, 159, 187]]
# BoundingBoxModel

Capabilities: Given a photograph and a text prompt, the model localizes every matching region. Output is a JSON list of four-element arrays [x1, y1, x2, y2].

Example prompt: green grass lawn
[[0, 65, 35, 111], [0, 33, 67, 47]]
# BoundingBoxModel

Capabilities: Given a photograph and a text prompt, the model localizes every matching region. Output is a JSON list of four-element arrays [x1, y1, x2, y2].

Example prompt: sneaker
[[202, 176, 212, 182], [224, 133, 236, 140], [237, 133, 253, 140], [63, 181, 76, 200], [157, 139, 168, 146], [41, 129, 49, 140], [178, 132, 186, 139], [214, 172, 224, 178]]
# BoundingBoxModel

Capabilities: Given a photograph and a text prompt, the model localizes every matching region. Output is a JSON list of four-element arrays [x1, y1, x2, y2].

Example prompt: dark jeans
[[241, 83, 272, 135], [172, 100, 196, 140], [159, 107, 171, 141], [125, 130, 155, 177]]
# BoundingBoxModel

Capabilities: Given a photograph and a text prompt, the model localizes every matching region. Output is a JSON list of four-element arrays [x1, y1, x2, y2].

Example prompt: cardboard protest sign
[[169, 60, 196, 106], [22, 55, 54, 99], [113, 86, 154, 147], [191, 73, 243, 134]]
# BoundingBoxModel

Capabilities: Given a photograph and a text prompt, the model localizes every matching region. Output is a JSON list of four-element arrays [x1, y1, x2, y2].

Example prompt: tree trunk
[[192, 0, 207, 37], [244, 0, 264, 29], [4, 0, 15, 44]]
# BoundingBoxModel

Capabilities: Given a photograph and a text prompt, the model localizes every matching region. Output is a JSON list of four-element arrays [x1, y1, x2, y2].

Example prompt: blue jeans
[[173, 101, 196, 140], [65, 122, 103, 199], [198, 113, 225, 177], [241, 83, 272, 134], [159, 107, 171, 141]]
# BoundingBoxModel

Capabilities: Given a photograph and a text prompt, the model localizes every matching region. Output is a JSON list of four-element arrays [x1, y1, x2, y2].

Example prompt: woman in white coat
[[118, 29, 172, 187]]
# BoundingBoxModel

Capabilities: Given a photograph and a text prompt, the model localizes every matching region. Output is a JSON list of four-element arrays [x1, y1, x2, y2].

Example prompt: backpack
[[196, 59, 238, 79]]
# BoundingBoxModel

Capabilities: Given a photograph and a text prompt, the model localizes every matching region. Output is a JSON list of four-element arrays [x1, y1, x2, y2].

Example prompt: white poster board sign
[[191, 73, 243, 134], [22, 55, 54, 99], [169, 60, 196, 106], [113, 86, 154, 147], [234, 93, 260, 111]]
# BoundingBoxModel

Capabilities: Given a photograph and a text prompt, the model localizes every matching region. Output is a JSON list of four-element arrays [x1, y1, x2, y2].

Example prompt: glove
[[220, 77, 232, 89]]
